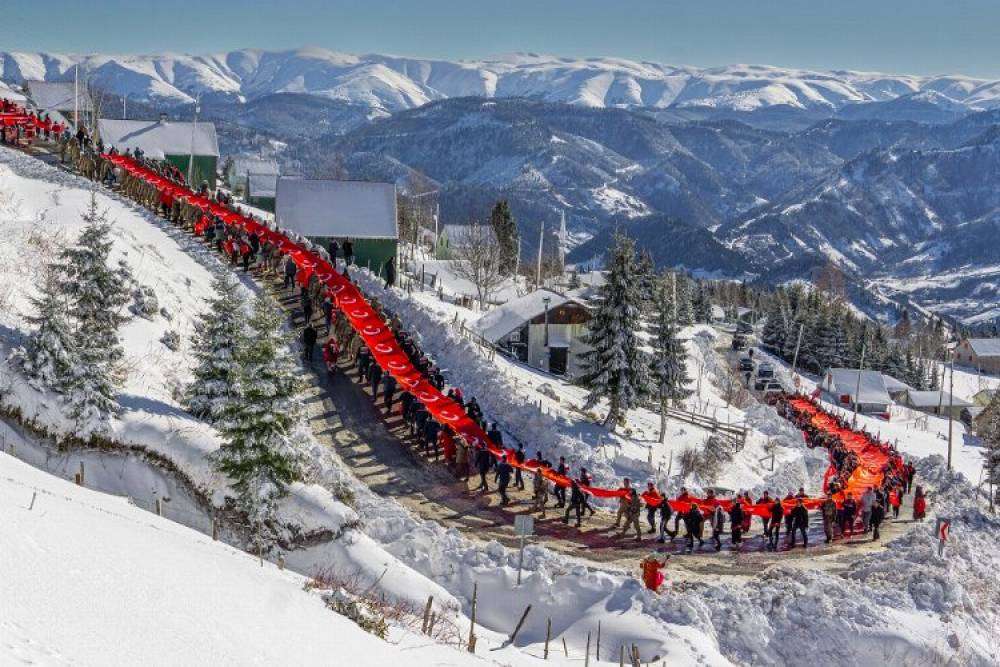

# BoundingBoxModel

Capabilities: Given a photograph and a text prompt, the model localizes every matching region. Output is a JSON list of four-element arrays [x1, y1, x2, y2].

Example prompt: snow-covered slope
[[3, 48, 999, 114], [0, 451, 485, 667]]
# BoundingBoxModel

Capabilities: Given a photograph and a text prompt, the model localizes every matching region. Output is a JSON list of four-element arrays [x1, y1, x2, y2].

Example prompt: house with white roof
[[955, 338, 1000, 373], [472, 289, 592, 377], [903, 390, 974, 419], [246, 172, 278, 212], [821, 368, 892, 414], [225, 156, 280, 194], [275, 178, 398, 271], [24, 80, 92, 127], [97, 117, 220, 188]]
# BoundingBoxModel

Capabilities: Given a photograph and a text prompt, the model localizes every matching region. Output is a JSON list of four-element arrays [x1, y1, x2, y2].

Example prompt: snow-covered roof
[[966, 338, 1000, 358], [473, 289, 583, 344], [24, 80, 93, 112], [906, 390, 974, 409], [231, 156, 279, 178], [881, 374, 913, 393], [247, 172, 277, 199], [97, 119, 219, 159], [824, 368, 891, 405], [275, 178, 398, 239], [710, 304, 725, 320], [0, 82, 27, 103]]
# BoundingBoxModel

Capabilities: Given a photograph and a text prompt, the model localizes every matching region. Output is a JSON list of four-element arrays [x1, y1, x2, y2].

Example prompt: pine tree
[[651, 274, 693, 442], [489, 200, 519, 276], [675, 274, 695, 326], [17, 262, 77, 393], [636, 249, 656, 313], [216, 292, 303, 527], [578, 233, 650, 429], [761, 297, 788, 354], [693, 282, 713, 323], [60, 195, 132, 430], [186, 273, 247, 423]]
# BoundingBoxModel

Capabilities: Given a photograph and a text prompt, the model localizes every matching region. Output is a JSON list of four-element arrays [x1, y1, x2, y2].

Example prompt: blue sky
[[3, 0, 997, 78]]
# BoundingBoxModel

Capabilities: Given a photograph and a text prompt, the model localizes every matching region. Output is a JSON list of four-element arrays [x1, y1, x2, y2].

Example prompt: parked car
[[762, 381, 784, 396], [731, 334, 749, 351], [756, 363, 775, 379], [738, 357, 754, 373], [736, 321, 754, 335]]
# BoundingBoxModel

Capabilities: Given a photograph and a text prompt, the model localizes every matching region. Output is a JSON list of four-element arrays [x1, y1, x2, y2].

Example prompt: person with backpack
[[494, 455, 514, 505]]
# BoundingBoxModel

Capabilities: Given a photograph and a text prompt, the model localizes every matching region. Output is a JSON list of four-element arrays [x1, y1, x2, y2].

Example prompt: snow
[[97, 119, 220, 159], [3, 49, 999, 113], [0, 451, 496, 667]]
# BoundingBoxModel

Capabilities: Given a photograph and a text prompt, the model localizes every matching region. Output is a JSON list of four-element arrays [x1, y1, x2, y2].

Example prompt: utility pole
[[947, 358, 955, 471], [187, 95, 200, 187], [73, 64, 79, 129], [853, 343, 866, 428], [535, 220, 545, 289]]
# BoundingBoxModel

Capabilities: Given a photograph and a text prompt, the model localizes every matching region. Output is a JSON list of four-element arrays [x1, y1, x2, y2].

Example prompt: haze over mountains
[[4, 47, 998, 324]]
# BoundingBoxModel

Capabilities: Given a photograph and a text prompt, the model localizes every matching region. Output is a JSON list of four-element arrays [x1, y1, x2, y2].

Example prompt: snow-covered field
[[3, 146, 1000, 666]]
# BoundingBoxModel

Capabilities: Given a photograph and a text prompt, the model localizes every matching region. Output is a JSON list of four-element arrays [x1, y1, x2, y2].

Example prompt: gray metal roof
[[97, 119, 219, 159], [25, 80, 93, 112], [247, 172, 278, 199], [275, 178, 398, 239], [881, 374, 913, 393], [824, 368, 891, 405], [906, 390, 974, 409], [473, 289, 581, 344], [967, 338, 1000, 358], [231, 156, 279, 179]]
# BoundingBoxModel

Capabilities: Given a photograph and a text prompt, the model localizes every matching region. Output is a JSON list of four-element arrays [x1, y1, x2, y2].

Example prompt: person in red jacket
[[641, 553, 669, 593], [913, 486, 927, 520]]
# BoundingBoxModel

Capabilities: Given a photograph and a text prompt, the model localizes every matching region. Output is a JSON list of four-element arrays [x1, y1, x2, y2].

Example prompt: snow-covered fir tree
[[60, 195, 133, 430], [693, 282, 713, 324], [216, 292, 303, 529], [579, 233, 650, 429], [186, 273, 248, 423], [651, 273, 693, 442], [16, 262, 77, 393], [675, 273, 695, 326], [978, 391, 1000, 503]]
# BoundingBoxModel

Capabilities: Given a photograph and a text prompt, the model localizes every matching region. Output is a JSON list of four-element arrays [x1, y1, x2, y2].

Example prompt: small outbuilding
[[225, 156, 279, 195], [904, 390, 974, 419], [472, 289, 591, 377], [821, 368, 892, 414], [24, 80, 93, 127], [955, 338, 1000, 373], [97, 117, 220, 188], [246, 172, 278, 212], [881, 374, 914, 402], [275, 178, 398, 271]]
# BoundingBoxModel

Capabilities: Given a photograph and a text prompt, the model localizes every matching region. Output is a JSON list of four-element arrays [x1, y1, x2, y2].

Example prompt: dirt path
[[261, 281, 916, 581]]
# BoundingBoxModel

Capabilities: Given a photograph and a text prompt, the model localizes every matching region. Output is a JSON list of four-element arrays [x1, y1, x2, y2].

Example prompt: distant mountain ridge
[[3, 48, 1000, 116]]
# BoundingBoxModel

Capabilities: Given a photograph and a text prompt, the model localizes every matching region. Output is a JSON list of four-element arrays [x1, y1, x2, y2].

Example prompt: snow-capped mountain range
[[3, 47, 1000, 114]]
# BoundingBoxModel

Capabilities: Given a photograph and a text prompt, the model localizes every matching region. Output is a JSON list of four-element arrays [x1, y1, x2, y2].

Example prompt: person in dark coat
[[328, 239, 339, 261], [513, 444, 526, 490], [870, 501, 886, 541], [495, 455, 514, 505], [728, 500, 745, 545], [369, 362, 383, 397], [656, 495, 673, 543], [840, 493, 858, 537], [302, 324, 317, 363], [342, 239, 354, 266], [562, 480, 586, 527], [820, 495, 838, 543], [384, 256, 397, 289], [474, 445, 493, 492], [787, 498, 809, 548], [382, 375, 398, 414], [767, 498, 784, 550], [321, 296, 334, 334], [683, 505, 705, 552], [283, 257, 297, 289], [553, 457, 568, 507]]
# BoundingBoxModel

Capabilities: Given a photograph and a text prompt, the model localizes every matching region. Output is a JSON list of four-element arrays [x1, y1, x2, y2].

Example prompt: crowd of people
[[0, 99, 68, 145], [19, 118, 930, 589]]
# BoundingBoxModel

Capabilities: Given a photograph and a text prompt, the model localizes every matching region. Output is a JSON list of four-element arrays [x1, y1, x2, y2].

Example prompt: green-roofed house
[[275, 178, 398, 272], [97, 116, 220, 189]]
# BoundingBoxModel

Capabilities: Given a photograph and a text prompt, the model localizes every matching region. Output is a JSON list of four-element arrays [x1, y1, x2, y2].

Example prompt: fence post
[[585, 631, 591, 667], [155, 498, 162, 516], [277, 554, 285, 570], [79, 461, 85, 486], [562, 637, 569, 657], [212, 518, 219, 541], [597, 621, 601, 661], [422, 596, 434, 634], [508, 605, 532, 645], [74, 472, 82, 486], [467, 582, 477, 653], [544, 618, 551, 659], [28, 491, 37, 511]]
